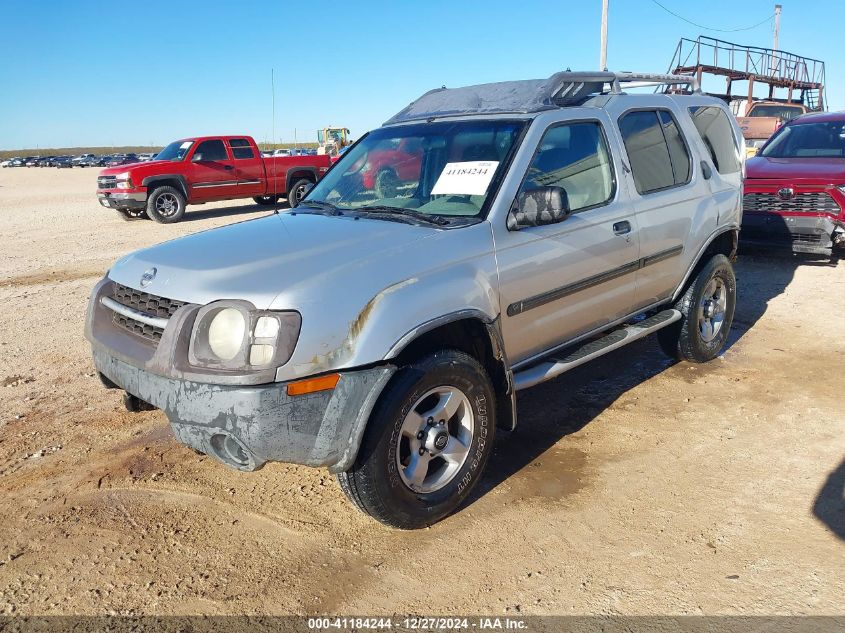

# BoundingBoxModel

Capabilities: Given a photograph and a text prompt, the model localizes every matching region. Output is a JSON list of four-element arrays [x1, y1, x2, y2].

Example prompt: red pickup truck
[[96, 135, 331, 222]]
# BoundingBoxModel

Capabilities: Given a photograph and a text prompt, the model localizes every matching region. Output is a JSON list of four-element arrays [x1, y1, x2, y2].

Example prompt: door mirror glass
[[508, 186, 570, 230], [192, 153, 204, 162]]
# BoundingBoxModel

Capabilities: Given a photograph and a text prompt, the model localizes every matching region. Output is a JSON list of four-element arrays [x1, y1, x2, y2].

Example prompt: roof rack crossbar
[[549, 71, 700, 105]]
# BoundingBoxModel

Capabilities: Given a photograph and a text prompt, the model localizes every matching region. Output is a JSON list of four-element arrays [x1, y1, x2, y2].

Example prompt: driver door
[[188, 139, 239, 201], [496, 118, 640, 364]]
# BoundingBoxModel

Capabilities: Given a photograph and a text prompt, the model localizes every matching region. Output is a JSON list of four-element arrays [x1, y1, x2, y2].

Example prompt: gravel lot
[[0, 167, 843, 616]]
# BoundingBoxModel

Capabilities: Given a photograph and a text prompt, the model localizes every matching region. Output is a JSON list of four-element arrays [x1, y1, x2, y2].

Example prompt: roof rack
[[385, 71, 701, 125]]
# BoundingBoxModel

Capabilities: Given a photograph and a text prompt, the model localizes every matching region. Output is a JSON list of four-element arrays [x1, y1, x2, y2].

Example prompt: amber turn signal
[[286, 373, 340, 396]]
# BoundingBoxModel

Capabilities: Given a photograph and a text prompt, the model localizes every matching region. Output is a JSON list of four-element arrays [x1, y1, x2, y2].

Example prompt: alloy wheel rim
[[396, 386, 474, 494], [155, 193, 179, 217], [698, 277, 727, 343]]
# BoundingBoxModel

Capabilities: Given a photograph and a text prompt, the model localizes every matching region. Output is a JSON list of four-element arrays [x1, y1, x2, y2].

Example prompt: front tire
[[146, 186, 186, 223], [287, 178, 311, 208], [337, 350, 496, 529], [658, 254, 736, 362]]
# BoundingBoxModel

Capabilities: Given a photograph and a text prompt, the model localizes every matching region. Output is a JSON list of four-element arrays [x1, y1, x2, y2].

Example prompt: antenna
[[271, 68, 280, 214]]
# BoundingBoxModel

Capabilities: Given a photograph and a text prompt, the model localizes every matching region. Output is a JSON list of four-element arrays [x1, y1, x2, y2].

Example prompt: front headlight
[[188, 301, 301, 371], [115, 173, 133, 189]]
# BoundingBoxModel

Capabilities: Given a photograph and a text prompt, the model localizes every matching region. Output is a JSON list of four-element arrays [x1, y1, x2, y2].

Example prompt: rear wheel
[[146, 186, 186, 223], [658, 254, 736, 362], [253, 195, 279, 206], [287, 178, 312, 208], [337, 350, 496, 529], [374, 168, 399, 199]]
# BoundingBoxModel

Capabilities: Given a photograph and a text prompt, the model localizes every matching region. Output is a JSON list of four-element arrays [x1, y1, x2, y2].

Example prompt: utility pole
[[772, 4, 782, 75], [599, 0, 609, 70]]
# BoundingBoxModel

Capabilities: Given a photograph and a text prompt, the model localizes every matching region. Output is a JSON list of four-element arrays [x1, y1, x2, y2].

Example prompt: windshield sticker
[[180, 141, 193, 149], [431, 161, 499, 196]]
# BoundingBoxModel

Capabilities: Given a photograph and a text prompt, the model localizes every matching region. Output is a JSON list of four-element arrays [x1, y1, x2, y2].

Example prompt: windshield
[[761, 121, 845, 158], [749, 104, 804, 121], [304, 120, 526, 218], [155, 140, 194, 161]]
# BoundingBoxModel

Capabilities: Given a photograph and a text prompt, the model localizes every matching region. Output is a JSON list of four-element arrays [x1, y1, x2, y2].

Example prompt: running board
[[513, 309, 682, 391]]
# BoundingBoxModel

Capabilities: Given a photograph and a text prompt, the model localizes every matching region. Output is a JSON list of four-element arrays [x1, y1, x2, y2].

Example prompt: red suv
[[743, 112, 845, 255]]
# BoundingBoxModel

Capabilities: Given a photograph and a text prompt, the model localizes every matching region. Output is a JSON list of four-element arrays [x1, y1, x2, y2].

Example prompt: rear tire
[[337, 349, 496, 529], [287, 178, 312, 208], [374, 168, 399, 199], [658, 254, 736, 362], [146, 186, 186, 223], [253, 195, 279, 206]]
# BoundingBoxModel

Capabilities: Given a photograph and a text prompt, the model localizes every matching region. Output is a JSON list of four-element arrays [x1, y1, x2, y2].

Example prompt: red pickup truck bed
[[96, 135, 331, 223]]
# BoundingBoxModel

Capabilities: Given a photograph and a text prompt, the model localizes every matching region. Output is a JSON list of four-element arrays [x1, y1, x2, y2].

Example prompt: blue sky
[[0, 0, 840, 150]]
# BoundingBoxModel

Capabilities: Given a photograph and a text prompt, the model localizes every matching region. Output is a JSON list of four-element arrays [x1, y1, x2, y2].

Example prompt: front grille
[[744, 191, 840, 214], [98, 176, 117, 190], [110, 283, 186, 343]]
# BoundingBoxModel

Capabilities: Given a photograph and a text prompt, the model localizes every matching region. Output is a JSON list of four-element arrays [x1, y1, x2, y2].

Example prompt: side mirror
[[507, 186, 570, 230], [192, 153, 204, 162]]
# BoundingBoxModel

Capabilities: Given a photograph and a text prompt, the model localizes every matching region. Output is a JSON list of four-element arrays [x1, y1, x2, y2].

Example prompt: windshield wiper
[[296, 200, 344, 216], [354, 205, 450, 226]]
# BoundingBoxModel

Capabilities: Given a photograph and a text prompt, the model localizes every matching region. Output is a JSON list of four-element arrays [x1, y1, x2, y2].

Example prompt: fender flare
[[386, 310, 518, 432], [141, 174, 189, 199], [671, 226, 739, 302]]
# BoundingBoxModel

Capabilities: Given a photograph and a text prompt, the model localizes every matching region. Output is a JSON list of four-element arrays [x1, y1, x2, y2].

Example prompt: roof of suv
[[385, 71, 701, 125], [787, 110, 845, 125]]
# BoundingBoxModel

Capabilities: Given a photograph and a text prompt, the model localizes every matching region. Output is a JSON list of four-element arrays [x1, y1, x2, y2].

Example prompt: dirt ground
[[0, 167, 842, 617]]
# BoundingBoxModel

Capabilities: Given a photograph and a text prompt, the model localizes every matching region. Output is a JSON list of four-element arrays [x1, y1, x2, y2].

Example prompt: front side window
[[761, 121, 845, 158], [229, 138, 255, 160], [688, 106, 740, 174], [305, 120, 526, 219], [194, 139, 229, 162], [519, 121, 614, 214], [619, 110, 691, 194]]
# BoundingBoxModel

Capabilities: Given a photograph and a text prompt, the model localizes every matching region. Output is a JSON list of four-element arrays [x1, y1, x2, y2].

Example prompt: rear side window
[[194, 139, 228, 161], [229, 138, 255, 160], [688, 106, 740, 174], [520, 121, 615, 213], [619, 110, 691, 194]]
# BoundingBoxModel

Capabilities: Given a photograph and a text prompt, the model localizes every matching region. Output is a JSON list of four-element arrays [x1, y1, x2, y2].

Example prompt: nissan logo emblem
[[140, 267, 157, 287], [434, 432, 449, 450], [777, 188, 794, 201]]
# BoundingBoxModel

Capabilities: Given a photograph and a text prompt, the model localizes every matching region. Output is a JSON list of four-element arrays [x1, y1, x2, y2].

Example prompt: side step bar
[[513, 309, 682, 391]]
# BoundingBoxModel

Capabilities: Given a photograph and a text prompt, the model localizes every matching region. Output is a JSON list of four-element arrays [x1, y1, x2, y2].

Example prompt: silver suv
[[86, 72, 744, 528]]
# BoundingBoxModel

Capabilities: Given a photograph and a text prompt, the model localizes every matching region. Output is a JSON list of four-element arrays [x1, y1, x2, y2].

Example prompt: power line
[[647, 0, 775, 33]]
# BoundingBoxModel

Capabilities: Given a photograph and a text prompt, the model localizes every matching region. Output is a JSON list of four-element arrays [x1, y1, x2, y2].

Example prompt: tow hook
[[123, 392, 156, 412]]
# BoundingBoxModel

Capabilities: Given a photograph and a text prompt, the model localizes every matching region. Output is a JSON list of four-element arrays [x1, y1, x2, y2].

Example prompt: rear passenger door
[[612, 106, 709, 309], [496, 117, 640, 364], [188, 139, 239, 201], [228, 138, 265, 198]]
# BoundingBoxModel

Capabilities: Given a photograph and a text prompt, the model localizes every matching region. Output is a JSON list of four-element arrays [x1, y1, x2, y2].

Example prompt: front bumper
[[93, 346, 395, 473], [741, 213, 843, 255], [98, 191, 147, 210]]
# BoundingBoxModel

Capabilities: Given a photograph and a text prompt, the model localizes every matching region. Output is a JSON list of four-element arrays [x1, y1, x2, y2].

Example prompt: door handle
[[613, 220, 632, 235], [700, 160, 712, 180], [224, 165, 234, 171]]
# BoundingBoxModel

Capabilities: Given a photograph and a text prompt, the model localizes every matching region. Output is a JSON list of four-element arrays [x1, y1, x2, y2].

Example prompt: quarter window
[[194, 139, 228, 161], [619, 110, 691, 194], [229, 138, 255, 160], [519, 121, 615, 214], [688, 106, 740, 174]]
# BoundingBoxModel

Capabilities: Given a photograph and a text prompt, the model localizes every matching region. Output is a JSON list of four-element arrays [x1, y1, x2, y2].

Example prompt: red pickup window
[[229, 138, 255, 160]]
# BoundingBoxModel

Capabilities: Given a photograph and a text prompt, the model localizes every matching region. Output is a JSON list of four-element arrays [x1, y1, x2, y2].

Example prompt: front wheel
[[287, 178, 312, 208], [337, 350, 496, 529], [146, 186, 186, 223], [658, 254, 736, 362]]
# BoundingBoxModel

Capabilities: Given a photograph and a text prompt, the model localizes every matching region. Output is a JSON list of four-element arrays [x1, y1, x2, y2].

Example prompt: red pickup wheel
[[287, 178, 312, 208], [146, 186, 186, 223]]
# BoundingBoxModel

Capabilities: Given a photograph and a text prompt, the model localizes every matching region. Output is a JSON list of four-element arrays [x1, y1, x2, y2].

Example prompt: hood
[[107, 212, 439, 308], [747, 156, 845, 183]]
